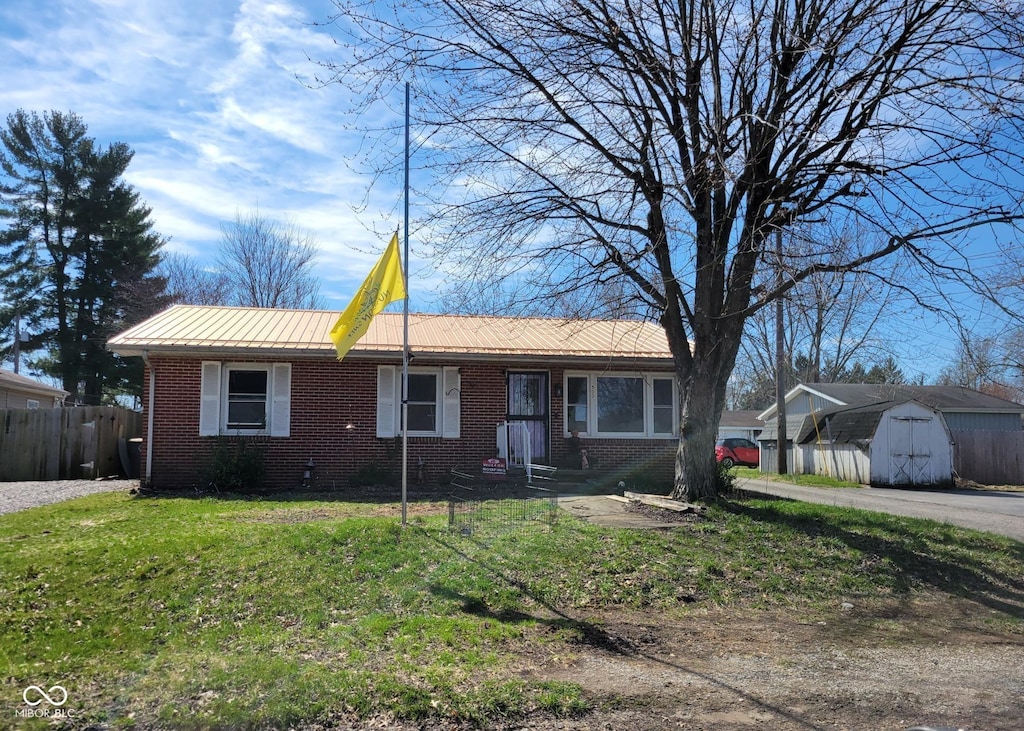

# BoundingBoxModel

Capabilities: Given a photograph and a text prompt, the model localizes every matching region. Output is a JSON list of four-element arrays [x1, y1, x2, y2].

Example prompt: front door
[[507, 372, 549, 464]]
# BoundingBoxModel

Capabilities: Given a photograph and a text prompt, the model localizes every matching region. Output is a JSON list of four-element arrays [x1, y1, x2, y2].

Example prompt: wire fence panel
[[448, 481, 561, 536]]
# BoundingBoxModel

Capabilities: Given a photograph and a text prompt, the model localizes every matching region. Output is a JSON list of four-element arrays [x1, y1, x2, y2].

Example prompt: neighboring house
[[107, 305, 681, 491], [718, 410, 764, 442], [0, 369, 68, 409], [758, 383, 1024, 486]]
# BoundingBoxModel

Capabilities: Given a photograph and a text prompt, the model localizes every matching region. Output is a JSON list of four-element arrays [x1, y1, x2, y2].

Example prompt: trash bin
[[127, 437, 143, 479]]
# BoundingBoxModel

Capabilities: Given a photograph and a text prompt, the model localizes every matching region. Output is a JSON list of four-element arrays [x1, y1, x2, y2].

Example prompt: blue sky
[[1, 0, 422, 310], [2, 0, 1015, 383]]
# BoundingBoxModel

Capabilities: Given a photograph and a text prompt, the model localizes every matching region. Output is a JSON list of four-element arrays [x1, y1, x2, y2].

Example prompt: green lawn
[[2, 491, 1021, 729], [734, 465, 863, 487]]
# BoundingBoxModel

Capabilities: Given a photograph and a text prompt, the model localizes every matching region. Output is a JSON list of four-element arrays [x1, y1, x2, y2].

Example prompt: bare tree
[[158, 251, 233, 306], [936, 333, 1024, 402], [319, 0, 1024, 499], [736, 223, 909, 406], [218, 210, 324, 309]]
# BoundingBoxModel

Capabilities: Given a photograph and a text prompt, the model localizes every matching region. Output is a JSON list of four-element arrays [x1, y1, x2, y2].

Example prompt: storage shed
[[758, 382, 1024, 484], [791, 400, 954, 488]]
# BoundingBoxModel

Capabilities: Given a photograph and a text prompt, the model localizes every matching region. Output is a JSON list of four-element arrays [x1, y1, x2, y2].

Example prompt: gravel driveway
[[0, 478, 139, 515]]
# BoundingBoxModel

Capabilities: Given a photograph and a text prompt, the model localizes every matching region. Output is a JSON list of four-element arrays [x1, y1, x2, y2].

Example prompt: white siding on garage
[[797, 443, 871, 484]]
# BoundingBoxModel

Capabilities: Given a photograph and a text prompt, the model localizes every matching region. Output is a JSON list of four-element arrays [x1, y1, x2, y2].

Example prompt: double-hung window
[[564, 372, 676, 438], [199, 361, 291, 437], [225, 368, 269, 431], [376, 365, 461, 438], [406, 371, 441, 434]]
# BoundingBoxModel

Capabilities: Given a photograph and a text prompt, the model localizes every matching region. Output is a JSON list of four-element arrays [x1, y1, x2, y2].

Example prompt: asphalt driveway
[[735, 477, 1024, 542]]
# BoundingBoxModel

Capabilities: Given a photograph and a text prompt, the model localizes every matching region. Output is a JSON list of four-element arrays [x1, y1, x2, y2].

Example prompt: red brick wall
[[140, 356, 677, 491]]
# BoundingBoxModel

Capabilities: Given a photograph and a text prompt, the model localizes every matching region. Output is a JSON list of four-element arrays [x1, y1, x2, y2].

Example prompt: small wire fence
[[448, 468, 559, 539]]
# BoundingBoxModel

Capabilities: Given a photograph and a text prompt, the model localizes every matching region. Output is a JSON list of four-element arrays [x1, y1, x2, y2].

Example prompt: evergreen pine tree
[[0, 109, 167, 404]]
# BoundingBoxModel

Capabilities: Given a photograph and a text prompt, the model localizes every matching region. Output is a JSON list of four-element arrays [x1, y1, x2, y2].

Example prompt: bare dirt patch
[[523, 598, 1023, 731], [238, 501, 452, 523], [295, 598, 1022, 731]]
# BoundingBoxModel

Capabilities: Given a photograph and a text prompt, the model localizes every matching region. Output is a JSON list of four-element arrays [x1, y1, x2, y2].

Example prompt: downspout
[[141, 350, 155, 486]]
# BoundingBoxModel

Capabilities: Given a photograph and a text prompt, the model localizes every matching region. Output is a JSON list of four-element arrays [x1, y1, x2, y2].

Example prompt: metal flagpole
[[401, 82, 410, 528]]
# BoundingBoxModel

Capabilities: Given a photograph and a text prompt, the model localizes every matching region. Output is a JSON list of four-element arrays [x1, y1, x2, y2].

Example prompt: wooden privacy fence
[[0, 406, 142, 482], [953, 430, 1024, 486]]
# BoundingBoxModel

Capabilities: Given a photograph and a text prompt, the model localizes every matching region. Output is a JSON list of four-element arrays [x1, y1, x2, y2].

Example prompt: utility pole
[[775, 230, 788, 474], [12, 314, 21, 374]]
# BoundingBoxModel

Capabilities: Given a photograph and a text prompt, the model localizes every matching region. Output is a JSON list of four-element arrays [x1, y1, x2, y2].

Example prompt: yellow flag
[[330, 233, 407, 360]]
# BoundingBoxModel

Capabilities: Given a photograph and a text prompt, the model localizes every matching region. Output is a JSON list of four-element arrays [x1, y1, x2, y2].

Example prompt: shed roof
[[107, 305, 674, 363], [0, 369, 69, 399], [791, 402, 899, 444], [760, 399, 951, 445], [719, 410, 764, 429], [759, 382, 1024, 421]]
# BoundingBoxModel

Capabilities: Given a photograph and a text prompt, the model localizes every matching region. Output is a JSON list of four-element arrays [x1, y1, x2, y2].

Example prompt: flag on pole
[[329, 232, 407, 360]]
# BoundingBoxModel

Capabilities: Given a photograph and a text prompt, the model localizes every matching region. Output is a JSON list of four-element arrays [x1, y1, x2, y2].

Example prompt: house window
[[597, 376, 644, 433], [565, 372, 676, 438], [652, 378, 674, 435], [566, 376, 588, 433], [26, 399, 40, 410], [198, 361, 291, 437], [376, 365, 461, 439], [406, 372, 439, 433], [225, 368, 269, 431]]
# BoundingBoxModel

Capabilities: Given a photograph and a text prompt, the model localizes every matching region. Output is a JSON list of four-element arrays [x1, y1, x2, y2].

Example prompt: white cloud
[[0, 0, 434, 309]]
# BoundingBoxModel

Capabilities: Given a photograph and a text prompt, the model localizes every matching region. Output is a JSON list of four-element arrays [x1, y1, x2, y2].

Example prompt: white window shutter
[[270, 363, 291, 437], [199, 361, 222, 436], [377, 365, 397, 438], [442, 367, 461, 438]]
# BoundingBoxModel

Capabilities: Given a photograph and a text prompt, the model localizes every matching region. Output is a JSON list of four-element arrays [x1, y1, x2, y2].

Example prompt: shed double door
[[888, 415, 934, 486], [506, 372, 550, 465]]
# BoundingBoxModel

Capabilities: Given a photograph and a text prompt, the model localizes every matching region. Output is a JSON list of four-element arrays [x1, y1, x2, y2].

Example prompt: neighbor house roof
[[106, 305, 675, 364], [0, 369, 69, 400], [758, 382, 1024, 421], [719, 410, 764, 429]]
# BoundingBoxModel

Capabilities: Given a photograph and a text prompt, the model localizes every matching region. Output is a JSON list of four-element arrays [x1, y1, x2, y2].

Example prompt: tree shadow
[[723, 496, 1024, 618], [421, 527, 827, 730]]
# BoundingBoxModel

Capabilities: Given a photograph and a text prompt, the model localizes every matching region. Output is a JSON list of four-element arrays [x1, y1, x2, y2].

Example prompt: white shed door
[[888, 415, 934, 486]]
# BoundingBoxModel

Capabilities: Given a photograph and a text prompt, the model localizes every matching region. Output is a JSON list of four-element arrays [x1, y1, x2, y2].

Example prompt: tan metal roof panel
[[107, 305, 673, 360]]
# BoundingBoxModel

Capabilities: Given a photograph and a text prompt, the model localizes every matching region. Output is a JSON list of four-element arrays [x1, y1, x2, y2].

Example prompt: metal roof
[[107, 304, 674, 362], [759, 382, 1024, 421]]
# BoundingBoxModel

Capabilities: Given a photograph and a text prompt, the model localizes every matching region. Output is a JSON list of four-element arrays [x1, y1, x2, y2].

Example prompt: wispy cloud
[[0, 0, 414, 308]]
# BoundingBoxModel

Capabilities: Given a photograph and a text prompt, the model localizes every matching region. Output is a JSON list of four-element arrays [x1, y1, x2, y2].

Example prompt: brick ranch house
[[107, 305, 680, 491]]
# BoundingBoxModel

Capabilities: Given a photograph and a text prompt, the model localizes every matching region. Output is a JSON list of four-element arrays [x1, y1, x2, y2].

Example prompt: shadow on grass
[[422, 526, 827, 730], [723, 497, 1024, 617]]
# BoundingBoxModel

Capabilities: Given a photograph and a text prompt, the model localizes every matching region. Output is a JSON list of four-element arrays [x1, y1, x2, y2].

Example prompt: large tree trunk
[[672, 378, 722, 501], [668, 312, 745, 502]]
